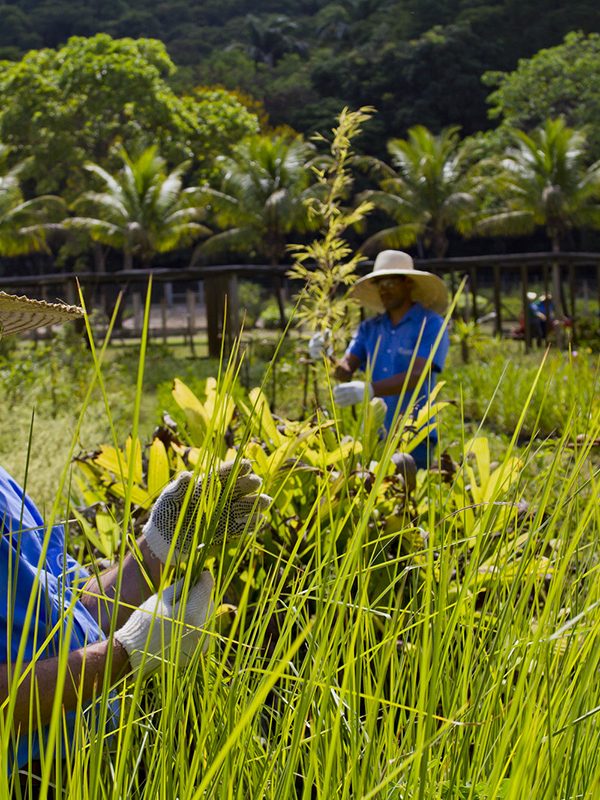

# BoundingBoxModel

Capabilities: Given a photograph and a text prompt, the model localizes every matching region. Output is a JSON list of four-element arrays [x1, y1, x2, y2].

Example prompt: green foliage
[[473, 118, 600, 320], [237, 280, 265, 326], [73, 375, 448, 591], [245, 13, 307, 67], [190, 86, 261, 179], [195, 132, 318, 265], [0, 325, 91, 411], [67, 145, 211, 269], [444, 345, 600, 440], [450, 319, 489, 364], [575, 314, 600, 349], [1, 2, 600, 163], [0, 144, 65, 256], [0, 34, 258, 196], [485, 32, 600, 158], [360, 124, 478, 257], [257, 299, 295, 329], [3, 321, 600, 797], [288, 106, 374, 348]]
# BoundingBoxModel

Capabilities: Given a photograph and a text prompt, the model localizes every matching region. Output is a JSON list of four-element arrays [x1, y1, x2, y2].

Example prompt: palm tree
[[476, 118, 600, 322], [359, 125, 477, 258], [246, 15, 307, 68], [194, 134, 318, 323], [68, 146, 210, 270], [0, 146, 65, 257], [316, 0, 384, 48]]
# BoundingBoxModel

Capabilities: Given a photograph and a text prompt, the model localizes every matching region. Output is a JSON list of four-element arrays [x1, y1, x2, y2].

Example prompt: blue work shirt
[[346, 303, 450, 436], [0, 466, 105, 768]]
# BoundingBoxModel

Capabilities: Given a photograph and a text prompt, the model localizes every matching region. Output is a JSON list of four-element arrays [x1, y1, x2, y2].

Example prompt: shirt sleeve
[[415, 314, 450, 373], [346, 321, 369, 368]]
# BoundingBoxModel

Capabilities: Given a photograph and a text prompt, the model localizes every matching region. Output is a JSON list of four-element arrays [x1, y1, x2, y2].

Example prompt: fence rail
[[1, 253, 599, 354]]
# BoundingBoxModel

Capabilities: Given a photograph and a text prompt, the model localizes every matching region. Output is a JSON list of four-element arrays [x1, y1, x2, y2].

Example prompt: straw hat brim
[[0, 291, 84, 337], [351, 269, 449, 315]]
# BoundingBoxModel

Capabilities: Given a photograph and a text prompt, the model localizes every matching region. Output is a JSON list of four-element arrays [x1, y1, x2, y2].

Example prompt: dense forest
[[1, 1, 600, 277], [2, 0, 599, 152]]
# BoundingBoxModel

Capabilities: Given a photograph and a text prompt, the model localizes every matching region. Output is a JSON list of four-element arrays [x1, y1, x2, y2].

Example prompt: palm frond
[[360, 223, 423, 255]]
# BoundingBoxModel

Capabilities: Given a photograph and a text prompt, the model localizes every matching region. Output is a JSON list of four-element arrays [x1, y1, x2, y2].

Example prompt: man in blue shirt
[[330, 251, 450, 468], [0, 291, 268, 781]]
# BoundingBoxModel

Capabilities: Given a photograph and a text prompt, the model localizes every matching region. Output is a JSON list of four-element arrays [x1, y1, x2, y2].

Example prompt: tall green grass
[[1, 306, 599, 799]]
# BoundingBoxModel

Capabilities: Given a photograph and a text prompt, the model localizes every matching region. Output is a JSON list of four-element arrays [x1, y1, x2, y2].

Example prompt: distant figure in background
[[513, 292, 557, 345], [531, 293, 555, 341]]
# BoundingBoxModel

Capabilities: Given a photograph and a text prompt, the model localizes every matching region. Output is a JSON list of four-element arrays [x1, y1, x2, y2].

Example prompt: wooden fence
[[1, 253, 599, 355]]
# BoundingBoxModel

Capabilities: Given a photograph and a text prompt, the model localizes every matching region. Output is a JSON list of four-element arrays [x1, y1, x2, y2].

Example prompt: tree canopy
[[68, 146, 211, 270], [0, 34, 259, 196], [484, 32, 600, 157], [0, 1, 598, 156], [195, 133, 318, 266], [1, 5, 600, 273], [360, 125, 477, 258]]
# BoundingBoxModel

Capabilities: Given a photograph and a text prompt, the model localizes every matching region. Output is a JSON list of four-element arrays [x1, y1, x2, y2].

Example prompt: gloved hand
[[333, 380, 374, 407], [114, 572, 214, 678], [308, 330, 333, 360], [143, 459, 271, 564]]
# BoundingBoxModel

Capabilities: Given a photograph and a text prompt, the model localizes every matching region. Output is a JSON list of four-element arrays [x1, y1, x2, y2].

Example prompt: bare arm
[[80, 537, 163, 634], [334, 353, 361, 381], [371, 357, 430, 397], [0, 639, 129, 733]]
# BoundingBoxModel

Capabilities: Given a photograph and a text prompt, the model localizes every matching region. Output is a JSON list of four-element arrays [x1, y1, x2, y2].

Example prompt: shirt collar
[[384, 302, 426, 329]]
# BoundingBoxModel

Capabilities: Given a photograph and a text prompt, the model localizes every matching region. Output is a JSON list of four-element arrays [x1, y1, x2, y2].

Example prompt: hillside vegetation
[[2, 0, 599, 152]]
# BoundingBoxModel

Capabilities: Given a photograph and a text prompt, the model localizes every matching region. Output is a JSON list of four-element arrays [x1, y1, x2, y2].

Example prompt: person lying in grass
[[0, 291, 269, 775]]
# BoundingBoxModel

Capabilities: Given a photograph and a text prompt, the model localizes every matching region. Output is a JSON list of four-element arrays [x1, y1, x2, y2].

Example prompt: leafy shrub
[[237, 281, 265, 327], [257, 299, 294, 329], [575, 314, 600, 349], [444, 345, 599, 439], [5, 331, 600, 797]]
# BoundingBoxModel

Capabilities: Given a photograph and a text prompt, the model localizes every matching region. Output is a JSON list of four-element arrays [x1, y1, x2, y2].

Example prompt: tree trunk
[[205, 274, 227, 359]]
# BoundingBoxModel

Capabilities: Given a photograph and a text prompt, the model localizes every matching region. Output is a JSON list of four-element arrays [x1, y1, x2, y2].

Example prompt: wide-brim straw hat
[[351, 250, 449, 315], [0, 291, 84, 338]]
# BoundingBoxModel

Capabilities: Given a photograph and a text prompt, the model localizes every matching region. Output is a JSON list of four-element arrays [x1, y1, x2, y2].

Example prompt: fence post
[[469, 267, 478, 321], [205, 275, 226, 358], [568, 261, 577, 342], [227, 272, 240, 351], [161, 288, 168, 343], [493, 263, 502, 336], [186, 289, 196, 357]]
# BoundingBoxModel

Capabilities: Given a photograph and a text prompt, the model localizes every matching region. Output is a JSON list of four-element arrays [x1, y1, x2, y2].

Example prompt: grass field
[[1, 321, 599, 798]]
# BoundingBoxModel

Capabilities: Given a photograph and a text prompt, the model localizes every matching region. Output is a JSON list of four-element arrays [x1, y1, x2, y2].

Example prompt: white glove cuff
[[185, 572, 214, 623], [143, 519, 174, 565], [114, 595, 167, 678]]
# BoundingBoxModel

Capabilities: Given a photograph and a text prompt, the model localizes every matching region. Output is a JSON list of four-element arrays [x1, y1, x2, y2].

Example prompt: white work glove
[[333, 380, 374, 407], [143, 459, 271, 564], [308, 330, 333, 360], [114, 572, 214, 678]]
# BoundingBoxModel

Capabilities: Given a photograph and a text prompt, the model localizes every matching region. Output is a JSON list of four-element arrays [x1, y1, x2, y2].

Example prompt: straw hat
[[0, 291, 84, 338], [351, 250, 449, 315]]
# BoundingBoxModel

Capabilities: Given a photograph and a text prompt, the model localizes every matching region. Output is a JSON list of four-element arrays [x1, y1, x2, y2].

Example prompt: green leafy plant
[[3, 300, 600, 798], [451, 319, 490, 363]]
